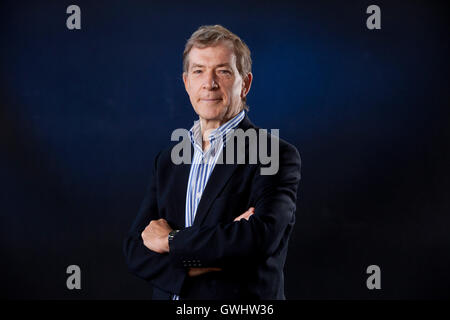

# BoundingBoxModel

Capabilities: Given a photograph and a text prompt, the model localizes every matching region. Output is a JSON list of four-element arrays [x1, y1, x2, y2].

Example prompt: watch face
[[169, 230, 179, 241]]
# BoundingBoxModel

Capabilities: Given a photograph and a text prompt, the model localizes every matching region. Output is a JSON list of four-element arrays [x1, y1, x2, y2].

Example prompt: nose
[[202, 70, 218, 90]]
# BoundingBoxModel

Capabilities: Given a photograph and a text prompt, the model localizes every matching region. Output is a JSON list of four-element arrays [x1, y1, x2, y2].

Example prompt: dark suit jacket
[[123, 115, 301, 300]]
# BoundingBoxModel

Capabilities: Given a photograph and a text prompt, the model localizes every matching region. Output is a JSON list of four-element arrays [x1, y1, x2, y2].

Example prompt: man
[[123, 25, 301, 299]]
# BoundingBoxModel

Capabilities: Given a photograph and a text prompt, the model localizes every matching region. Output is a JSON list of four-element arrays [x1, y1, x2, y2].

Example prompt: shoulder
[[263, 133, 301, 178], [243, 116, 300, 159], [243, 118, 301, 178], [250, 123, 301, 168], [154, 141, 183, 168], [278, 136, 301, 167]]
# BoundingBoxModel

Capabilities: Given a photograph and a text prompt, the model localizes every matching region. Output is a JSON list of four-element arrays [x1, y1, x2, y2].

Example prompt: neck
[[199, 110, 240, 145], [199, 118, 223, 152]]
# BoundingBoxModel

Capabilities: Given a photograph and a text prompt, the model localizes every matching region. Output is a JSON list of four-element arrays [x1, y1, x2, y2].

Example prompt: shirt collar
[[189, 110, 245, 149]]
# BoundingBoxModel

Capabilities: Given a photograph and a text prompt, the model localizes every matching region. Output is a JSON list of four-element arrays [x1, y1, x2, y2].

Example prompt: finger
[[188, 268, 206, 277], [242, 212, 254, 221], [234, 212, 246, 221], [233, 207, 255, 222], [234, 211, 254, 222], [188, 267, 222, 277], [244, 208, 255, 215]]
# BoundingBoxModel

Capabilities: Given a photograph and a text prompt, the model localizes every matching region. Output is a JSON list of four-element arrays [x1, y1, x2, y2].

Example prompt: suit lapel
[[192, 116, 255, 226], [192, 161, 238, 226], [171, 143, 194, 229]]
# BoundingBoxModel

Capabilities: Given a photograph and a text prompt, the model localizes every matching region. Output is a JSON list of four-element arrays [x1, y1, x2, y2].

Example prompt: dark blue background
[[1, 0, 449, 299]]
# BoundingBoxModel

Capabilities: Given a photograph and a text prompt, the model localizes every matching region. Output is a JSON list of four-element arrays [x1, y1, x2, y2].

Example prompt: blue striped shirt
[[172, 110, 245, 300]]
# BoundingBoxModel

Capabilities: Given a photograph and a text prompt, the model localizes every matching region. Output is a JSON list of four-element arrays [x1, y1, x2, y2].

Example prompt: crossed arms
[[123, 142, 301, 294]]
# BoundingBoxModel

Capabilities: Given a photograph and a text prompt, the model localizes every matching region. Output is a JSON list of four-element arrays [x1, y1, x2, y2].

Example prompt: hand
[[187, 267, 222, 277], [141, 218, 172, 254], [234, 207, 255, 222], [186, 208, 255, 277]]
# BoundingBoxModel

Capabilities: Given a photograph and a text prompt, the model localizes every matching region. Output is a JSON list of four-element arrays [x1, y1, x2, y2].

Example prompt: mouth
[[200, 98, 222, 101], [200, 98, 222, 104]]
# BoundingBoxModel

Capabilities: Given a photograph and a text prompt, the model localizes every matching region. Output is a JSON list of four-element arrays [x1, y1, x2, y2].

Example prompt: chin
[[196, 105, 226, 121]]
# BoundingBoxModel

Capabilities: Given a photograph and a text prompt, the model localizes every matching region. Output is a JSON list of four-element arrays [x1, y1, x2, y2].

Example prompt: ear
[[241, 72, 253, 98]]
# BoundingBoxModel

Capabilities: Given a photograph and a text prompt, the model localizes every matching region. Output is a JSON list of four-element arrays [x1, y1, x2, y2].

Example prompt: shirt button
[[196, 192, 202, 199]]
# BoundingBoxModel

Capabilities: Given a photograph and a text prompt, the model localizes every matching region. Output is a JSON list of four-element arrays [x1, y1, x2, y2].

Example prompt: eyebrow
[[191, 63, 232, 69]]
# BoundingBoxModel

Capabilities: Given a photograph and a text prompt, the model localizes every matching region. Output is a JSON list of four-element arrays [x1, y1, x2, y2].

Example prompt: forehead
[[188, 41, 237, 68]]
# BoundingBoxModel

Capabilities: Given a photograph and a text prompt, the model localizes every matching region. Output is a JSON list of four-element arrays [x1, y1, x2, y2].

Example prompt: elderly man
[[123, 25, 301, 300]]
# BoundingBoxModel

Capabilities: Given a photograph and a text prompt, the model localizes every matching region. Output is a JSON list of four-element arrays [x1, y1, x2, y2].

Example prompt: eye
[[192, 69, 202, 74], [218, 69, 231, 74]]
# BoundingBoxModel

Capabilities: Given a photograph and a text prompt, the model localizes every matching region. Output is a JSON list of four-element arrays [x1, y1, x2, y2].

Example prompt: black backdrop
[[1, 0, 449, 299]]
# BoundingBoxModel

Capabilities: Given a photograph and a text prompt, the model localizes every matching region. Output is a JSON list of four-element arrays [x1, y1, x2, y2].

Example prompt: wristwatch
[[168, 229, 180, 243]]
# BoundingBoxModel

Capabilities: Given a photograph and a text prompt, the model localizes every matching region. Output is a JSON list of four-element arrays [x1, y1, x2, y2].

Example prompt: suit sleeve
[[123, 151, 186, 295], [168, 142, 301, 269]]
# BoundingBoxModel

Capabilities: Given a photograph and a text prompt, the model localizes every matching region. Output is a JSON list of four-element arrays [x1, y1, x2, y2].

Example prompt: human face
[[183, 41, 252, 125]]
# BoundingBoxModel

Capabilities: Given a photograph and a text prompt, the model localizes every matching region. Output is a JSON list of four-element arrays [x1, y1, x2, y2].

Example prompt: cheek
[[226, 80, 241, 96], [187, 78, 200, 93], [232, 83, 243, 98]]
